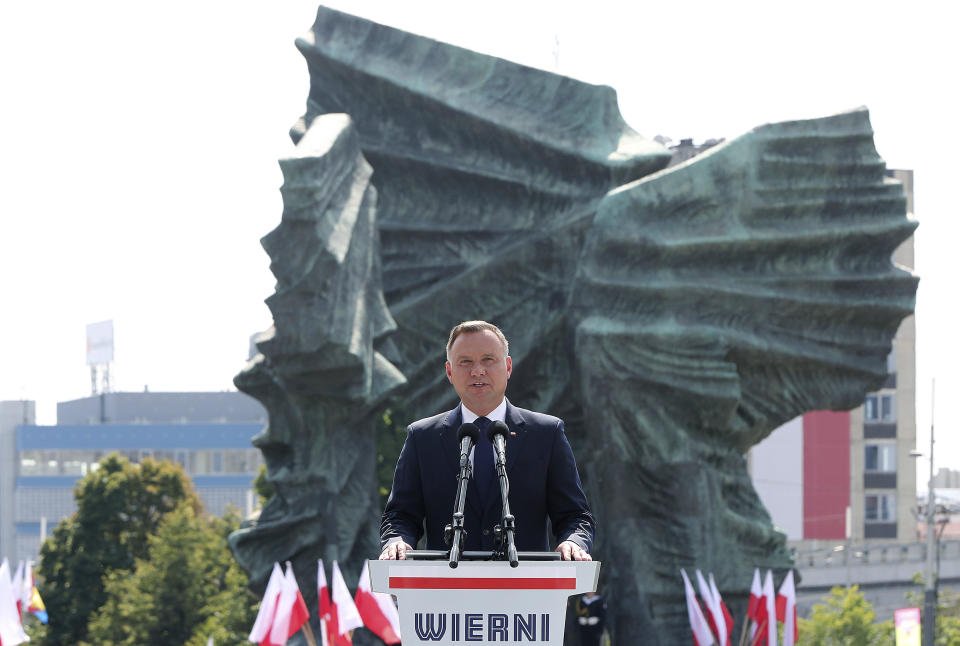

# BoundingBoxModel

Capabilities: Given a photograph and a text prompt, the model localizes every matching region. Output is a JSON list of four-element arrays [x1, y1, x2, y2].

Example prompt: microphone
[[457, 423, 480, 468], [487, 420, 509, 467]]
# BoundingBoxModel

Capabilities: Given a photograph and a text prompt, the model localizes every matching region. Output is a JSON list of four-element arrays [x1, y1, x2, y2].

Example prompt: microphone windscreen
[[487, 420, 509, 442], [457, 422, 480, 443]]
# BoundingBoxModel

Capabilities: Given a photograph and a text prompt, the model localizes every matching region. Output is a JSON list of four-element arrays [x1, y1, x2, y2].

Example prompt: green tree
[[184, 507, 259, 646], [937, 585, 960, 643], [905, 577, 960, 645], [36, 454, 201, 645], [23, 614, 48, 642], [253, 462, 274, 506], [82, 504, 256, 646], [935, 614, 960, 646], [942, 585, 960, 620], [797, 585, 894, 646]]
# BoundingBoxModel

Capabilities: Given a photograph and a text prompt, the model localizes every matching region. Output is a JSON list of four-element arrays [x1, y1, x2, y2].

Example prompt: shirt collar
[[460, 399, 507, 424]]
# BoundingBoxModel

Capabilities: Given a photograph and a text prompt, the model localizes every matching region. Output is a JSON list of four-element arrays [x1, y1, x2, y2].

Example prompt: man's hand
[[379, 541, 413, 560], [555, 540, 592, 561]]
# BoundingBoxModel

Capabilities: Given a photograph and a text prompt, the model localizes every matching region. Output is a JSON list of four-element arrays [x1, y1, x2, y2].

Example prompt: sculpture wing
[[572, 107, 918, 454], [290, 6, 671, 415], [565, 111, 917, 643]]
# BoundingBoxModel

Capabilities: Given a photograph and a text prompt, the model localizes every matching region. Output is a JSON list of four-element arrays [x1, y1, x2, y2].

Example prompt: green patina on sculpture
[[229, 7, 918, 644]]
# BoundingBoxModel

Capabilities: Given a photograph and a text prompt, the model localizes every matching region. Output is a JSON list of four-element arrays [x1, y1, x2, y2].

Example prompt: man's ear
[[505, 356, 512, 378], [445, 361, 454, 383]]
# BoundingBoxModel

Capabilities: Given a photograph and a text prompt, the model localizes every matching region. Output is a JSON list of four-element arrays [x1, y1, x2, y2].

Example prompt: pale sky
[[1, 1, 956, 482]]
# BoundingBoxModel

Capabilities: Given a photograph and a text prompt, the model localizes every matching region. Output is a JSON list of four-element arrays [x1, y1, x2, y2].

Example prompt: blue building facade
[[3, 392, 266, 564]]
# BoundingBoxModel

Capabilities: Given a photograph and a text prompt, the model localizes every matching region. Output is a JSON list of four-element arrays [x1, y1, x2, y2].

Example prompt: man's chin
[[462, 395, 502, 417]]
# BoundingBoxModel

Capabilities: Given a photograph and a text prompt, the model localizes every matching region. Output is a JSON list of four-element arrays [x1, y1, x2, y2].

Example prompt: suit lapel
[[503, 400, 527, 472], [439, 407, 461, 472]]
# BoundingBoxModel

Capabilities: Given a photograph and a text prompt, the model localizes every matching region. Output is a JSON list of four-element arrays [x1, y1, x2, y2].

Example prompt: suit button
[[483, 529, 490, 536]]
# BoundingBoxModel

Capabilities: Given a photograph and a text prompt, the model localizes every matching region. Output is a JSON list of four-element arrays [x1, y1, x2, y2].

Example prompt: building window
[[224, 449, 256, 474], [190, 450, 210, 475], [119, 450, 139, 464], [865, 444, 896, 472], [865, 493, 896, 522], [152, 450, 175, 464], [45, 450, 60, 474], [62, 458, 86, 476], [865, 393, 896, 422], [19, 454, 39, 476]]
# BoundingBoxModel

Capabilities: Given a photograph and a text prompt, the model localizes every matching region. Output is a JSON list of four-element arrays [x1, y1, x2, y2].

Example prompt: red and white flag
[[709, 573, 734, 646], [696, 570, 725, 646], [681, 569, 716, 646], [10, 562, 24, 623], [0, 558, 30, 646], [761, 570, 777, 646], [248, 562, 284, 645], [775, 570, 797, 645], [354, 561, 401, 644], [330, 561, 363, 646], [268, 562, 310, 645], [18, 563, 33, 625], [318, 560, 332, 646], [747, 568, 765, 646]]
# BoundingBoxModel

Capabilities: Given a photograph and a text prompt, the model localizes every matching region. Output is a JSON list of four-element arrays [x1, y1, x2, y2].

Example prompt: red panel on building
[[803, 410, 851, 539]]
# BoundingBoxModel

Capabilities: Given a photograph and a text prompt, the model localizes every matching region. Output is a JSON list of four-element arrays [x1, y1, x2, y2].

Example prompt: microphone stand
[[489, 424, 519, 567], [494, 498, 519, 567], [445, 435, 475, 568]]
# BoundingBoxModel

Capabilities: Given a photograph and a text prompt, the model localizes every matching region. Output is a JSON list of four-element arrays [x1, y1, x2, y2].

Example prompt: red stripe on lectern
[[388, 577, 576, 590]]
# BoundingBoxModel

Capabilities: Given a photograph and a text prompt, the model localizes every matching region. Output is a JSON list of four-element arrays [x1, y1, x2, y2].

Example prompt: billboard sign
[[86, 320, 114, 366], [895, 607, 921, 646]]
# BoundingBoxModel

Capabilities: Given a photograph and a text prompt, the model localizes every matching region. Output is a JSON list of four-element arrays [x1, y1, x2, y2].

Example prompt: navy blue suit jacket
[[380, 400, 594, 553]]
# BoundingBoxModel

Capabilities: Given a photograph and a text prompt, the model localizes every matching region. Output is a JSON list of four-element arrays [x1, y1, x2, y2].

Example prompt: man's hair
[[446, 320, 509, 361]]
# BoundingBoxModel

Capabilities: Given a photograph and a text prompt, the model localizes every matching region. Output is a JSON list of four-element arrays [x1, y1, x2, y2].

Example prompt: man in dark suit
[[380, 320, 594, 560], [574, 591, 608, 646]]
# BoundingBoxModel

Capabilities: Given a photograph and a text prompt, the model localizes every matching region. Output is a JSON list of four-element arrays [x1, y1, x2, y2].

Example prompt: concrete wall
[[888, 168, 917, 542], [1, 400, 34, 560], [796, 539, 960, 620]]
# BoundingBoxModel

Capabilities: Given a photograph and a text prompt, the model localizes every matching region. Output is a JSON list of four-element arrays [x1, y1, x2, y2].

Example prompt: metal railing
[[792, 539, 960, 591]]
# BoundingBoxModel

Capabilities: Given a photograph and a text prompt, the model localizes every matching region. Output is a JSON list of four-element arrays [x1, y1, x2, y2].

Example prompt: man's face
[[445, 330, 512, 416]]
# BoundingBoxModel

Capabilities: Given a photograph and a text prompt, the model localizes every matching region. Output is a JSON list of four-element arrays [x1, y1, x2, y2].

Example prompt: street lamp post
[[922, 382, 936, 646]]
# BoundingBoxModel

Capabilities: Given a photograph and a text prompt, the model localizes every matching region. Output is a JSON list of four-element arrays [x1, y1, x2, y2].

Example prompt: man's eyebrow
[[455, 352, 498, 361]]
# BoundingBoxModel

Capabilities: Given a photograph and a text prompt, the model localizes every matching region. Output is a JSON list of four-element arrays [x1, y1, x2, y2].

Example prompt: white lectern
[[368, 559, 599, 645]]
